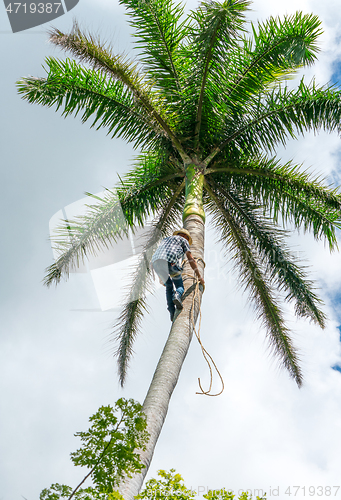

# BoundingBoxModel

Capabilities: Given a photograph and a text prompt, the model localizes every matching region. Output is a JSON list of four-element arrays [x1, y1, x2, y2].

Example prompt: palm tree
[[17, 0, 341, 497]]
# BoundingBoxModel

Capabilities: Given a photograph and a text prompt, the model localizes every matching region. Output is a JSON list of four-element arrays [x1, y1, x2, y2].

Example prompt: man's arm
[[186, 251, 205, 286]]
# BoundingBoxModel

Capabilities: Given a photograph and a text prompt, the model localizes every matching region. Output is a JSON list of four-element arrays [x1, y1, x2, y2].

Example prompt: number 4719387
[[5, 3, 62, 14], [285, 486, 340, 496]]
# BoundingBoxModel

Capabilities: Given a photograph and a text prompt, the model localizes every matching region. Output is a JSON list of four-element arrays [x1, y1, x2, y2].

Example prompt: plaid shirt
[[151, 235, 190, 267]]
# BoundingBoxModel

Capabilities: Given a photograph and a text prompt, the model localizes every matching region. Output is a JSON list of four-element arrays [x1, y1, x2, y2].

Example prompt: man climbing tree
[[152, 229, 205, 321]]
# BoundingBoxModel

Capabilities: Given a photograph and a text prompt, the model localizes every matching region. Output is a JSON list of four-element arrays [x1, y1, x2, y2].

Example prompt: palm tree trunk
[[118, 214, 205, 500]]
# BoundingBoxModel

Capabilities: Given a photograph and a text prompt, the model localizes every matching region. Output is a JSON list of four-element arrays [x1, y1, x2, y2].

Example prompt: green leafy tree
[[39, 483, 111, 500], [17, 0, 341, 497], [204, 489, 265, 500], [137, 469, 266, 500], [137, 469, 196, 500], [40, 467, 265, 500], [40, 399, 148, 500]]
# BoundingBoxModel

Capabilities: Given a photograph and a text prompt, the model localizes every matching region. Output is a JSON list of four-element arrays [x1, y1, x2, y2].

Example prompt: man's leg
[[165, 278, 176, 320], [152, 259, 169, 284], [153, 260, 175, 321], [172, 273, 184, 310]]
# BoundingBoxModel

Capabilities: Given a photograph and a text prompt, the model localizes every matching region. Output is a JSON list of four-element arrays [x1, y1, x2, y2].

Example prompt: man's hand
[[186, 251, 205, 285]]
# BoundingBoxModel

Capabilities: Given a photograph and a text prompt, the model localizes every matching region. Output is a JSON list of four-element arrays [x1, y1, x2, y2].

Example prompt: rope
[[183, 260, 224, 397]]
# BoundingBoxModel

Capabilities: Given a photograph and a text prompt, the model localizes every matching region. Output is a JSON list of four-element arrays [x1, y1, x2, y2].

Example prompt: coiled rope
[[183, 259, 224, 397]]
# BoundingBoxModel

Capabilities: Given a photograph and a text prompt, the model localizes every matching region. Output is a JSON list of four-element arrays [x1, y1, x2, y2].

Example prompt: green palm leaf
[[44, 153, 184, 286], [225, 12, 322, 106], [206, 156, 341, 249], [17, 58, 169, 150], [48, 23, 187, 156], [44, 189, 129, 287], [119, 0, 187, 95], [205, 181, 303, 386], [184, 0, 250, 148], [214, 80, 341, 158], [206, 177, 326, 327]]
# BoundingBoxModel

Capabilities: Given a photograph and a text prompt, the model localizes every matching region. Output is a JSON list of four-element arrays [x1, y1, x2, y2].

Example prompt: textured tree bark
[[118, 214, 205, 500]]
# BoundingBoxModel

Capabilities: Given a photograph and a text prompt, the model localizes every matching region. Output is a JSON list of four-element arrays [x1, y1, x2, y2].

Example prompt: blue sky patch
[[330, 61, 341, 87]]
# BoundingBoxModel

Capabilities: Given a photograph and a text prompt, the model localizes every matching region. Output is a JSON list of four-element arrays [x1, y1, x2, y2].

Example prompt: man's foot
[[173, 292, 183, 310], [170, 311, 174, 321]]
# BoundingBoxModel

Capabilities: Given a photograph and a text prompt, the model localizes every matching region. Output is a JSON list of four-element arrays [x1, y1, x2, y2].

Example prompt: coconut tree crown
[[17, 0, 341, 388]]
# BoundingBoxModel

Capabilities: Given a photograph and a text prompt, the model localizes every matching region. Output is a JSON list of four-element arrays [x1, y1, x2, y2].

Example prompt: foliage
[[136, 469, 266, 500], [40, 468, 266, 500], [40, 484, 126, 500], [204, 489, 265, 500], [71, 399, 148, 491], [39, 483, 110, 500], [137, 469, 196, 500], [17, 0, 341, 388], [40, 399, 148, 499]]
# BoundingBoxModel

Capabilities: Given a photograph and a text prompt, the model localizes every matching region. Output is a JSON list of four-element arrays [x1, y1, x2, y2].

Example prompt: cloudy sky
[[1, 0, 341, 499]]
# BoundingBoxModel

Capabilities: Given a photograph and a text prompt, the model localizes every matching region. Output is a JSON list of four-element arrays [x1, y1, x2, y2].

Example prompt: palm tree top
[[17, 0, 341, 388]]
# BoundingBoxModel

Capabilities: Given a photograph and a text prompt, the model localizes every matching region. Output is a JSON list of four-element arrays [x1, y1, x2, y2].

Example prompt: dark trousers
[[153, 259, 184, 317]]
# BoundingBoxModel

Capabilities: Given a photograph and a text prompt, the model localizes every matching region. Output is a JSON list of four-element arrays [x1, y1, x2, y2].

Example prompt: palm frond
[[205, 180, 303, 386], [206, 156, 341, 249], [114, 180, 185, 386], [119, 0, 187, 95], [183, 0, 250, 149], [224, 12, 322, 107], [44, 189, 130, 287], [49, 22, 148, 94], [116, 151, 184, 225], [17, 58, 169, 150], [44, 153, 184, 287], [48, 23, 187, 156], [215, 80, 341, 157], [206, 177, 326, 327]]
